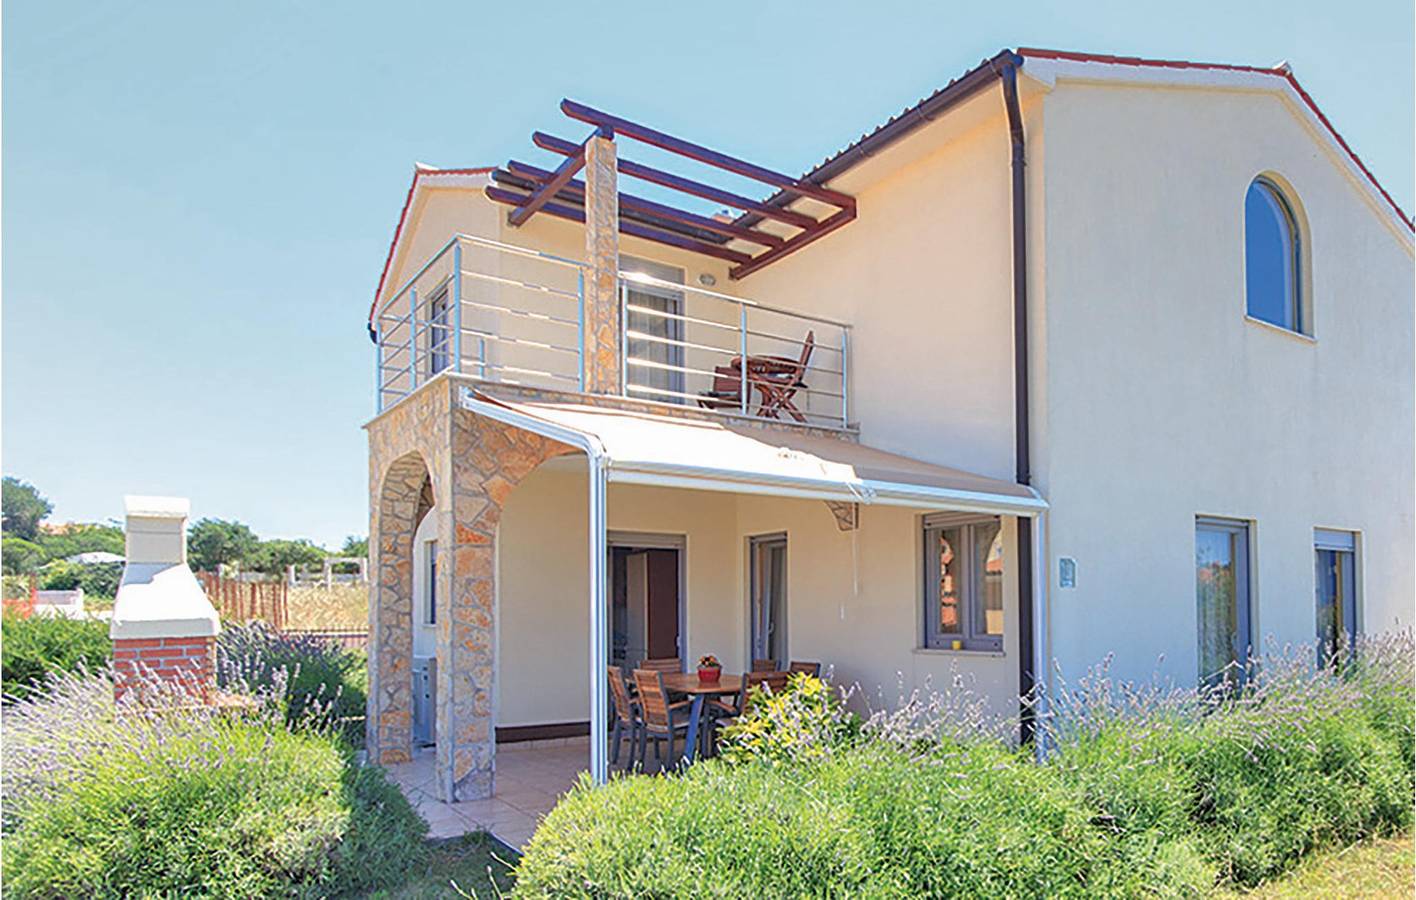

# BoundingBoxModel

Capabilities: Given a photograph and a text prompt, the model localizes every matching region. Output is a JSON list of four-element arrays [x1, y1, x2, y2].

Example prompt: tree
[[187, 518, 258, 573], [339, 535, 368, 558], [1, 537, 45, 575], [250, 538, 327, 575], [2, 477, 52, 541], [37, 523, 124, 561]]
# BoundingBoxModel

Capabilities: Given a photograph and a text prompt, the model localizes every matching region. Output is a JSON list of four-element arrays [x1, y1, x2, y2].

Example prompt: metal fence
[[374, 234, 853, 429]]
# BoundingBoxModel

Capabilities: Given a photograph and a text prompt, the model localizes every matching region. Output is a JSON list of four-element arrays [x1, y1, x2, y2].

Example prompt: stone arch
[[368, 450, 433, 764], [435, 411, 578, 800]]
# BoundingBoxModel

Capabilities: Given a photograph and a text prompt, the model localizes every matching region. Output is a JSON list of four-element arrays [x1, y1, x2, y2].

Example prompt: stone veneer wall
[[367, 377, 573, 801]]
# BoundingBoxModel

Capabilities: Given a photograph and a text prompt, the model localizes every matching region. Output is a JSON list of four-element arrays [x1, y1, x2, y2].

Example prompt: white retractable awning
[[460, 388, 1045, 517]]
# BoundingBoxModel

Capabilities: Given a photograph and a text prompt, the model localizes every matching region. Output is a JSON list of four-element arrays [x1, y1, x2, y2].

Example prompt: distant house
[[64, 551, 125, 566], [361, 47, 1413, 804]]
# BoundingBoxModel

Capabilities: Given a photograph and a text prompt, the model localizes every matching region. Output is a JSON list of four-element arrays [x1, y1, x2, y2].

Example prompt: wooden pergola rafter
[[488, 100, 856, 280]]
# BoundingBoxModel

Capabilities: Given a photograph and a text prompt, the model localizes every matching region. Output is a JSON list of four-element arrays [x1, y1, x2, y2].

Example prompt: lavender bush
[[1, 664, 425, 898], [516, 632, 1414, 897], [217, 620, 367, 745]]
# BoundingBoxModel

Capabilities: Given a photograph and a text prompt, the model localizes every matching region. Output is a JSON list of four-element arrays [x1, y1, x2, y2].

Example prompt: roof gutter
[[738, 50, 1019, 230]]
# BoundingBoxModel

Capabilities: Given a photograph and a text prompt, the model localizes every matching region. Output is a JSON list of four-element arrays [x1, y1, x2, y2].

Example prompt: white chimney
[[111, 495, 219, 644]]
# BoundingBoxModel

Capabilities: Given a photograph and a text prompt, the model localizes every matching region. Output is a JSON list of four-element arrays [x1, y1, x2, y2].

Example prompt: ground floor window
[[923, 514, 1004, 651], [1196, 517, 1251, 685], [1314, 529, 1358, 666]]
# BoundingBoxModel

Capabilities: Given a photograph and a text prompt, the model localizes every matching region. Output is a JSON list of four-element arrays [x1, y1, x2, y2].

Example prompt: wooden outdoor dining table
[[661, 672, 743, 763]]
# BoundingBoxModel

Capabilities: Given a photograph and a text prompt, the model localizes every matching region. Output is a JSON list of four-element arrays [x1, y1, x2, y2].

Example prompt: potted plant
[[697, 654, 722, 683]]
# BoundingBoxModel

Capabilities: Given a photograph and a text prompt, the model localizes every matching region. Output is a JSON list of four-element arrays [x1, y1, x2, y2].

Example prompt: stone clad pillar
[[582, 134, 621, 394], [110, 496, 220, 702]]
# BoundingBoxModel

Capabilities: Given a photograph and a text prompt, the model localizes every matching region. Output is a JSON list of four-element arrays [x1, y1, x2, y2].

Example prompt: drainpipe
[[993, 53, 1040, 744]]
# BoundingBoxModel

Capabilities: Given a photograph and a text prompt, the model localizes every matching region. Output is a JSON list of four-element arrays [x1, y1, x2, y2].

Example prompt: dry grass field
[[285, 583, 368, 630]]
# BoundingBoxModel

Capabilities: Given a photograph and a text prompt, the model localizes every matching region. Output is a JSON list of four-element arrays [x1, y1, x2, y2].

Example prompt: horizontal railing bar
[[625, 357, 727, 380], [463, 363, 580, 383], [621, 302, 845, 355], [457, 328, 580, 355], [618, 273, 852, 329], [458, 299, 580, 327], [623, 303, 739, 333], [452, 232, 587, 270], [621, 319, 844, 365], [378, 233, 585, 319], [623, 329, 739, 357], [459, 269, 581, 301]]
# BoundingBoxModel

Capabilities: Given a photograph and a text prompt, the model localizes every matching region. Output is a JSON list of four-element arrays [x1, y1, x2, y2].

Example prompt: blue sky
[[3, 1, 1411, 547]]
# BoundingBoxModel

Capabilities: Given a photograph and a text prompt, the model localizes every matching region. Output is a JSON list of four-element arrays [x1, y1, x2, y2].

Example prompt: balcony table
[[660, 672, 743, 763]]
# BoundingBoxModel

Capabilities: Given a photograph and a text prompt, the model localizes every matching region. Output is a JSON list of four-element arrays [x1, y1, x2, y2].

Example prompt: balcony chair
[[696, 364, 751, 412], [753, 330, 815, 423], [788, 660, 822, 678], [639, 657, 681, 673], [633, 668, 694, 770], [752, 658, 779, 672]]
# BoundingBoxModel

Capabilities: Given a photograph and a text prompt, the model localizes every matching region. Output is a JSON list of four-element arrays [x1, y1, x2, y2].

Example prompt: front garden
[[2, 609, 1411, 897], [516, 636, 1414, 898]]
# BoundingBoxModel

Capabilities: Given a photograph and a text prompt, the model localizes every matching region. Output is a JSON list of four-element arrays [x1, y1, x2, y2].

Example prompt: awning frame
[[458, 388, 1048, 783]]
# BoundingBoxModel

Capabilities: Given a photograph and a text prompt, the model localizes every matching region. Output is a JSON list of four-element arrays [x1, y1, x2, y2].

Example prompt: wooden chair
[[696, 364, 749, 412], [788, 660, 821, 678], [639, 657, 682, 673], [633, 668, 694, 770], [753, 330, 815, 423], [751, 658, 778, 672], [607, 665, 642, 768]]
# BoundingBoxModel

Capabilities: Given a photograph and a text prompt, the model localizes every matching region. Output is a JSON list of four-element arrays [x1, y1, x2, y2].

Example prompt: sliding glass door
[[749, 534, 787, 665]]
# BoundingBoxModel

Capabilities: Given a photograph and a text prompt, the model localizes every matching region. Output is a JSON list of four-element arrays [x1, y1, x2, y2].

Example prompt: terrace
[[372, 233, 851, 429], [372, 100, 856, 431]]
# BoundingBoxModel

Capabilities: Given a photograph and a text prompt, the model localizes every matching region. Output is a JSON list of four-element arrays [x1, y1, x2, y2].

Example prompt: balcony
[[374, 234, 851, 430]]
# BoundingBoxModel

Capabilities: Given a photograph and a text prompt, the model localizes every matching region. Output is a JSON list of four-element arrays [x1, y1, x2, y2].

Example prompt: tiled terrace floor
[[385, 737, 588, 849]]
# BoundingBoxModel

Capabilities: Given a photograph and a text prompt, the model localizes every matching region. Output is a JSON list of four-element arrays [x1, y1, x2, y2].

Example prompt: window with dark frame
[[1314, 529, 1358, 668], [425, 539, 438, 626], [923, 515, 1005, 652], [427, 287, 450, 376]]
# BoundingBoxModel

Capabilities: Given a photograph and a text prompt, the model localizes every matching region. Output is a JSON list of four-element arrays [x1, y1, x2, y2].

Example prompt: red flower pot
[[697, 667, 721, 683]]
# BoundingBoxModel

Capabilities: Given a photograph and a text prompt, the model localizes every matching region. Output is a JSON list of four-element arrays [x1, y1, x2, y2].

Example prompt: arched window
[[1244, 177, 1304, 333]]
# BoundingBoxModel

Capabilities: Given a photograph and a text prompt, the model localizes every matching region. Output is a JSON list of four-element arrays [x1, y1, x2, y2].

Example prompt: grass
[[366, 834, 518, 899], [287, 583, 369, 630], [1215, 831, 1414, 898]]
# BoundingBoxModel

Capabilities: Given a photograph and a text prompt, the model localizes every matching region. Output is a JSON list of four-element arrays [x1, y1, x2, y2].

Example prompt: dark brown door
[[645, 549, 680, 659]]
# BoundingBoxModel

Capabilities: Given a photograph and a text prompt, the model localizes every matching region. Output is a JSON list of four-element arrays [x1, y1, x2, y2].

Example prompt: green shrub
[[517, 634, 1414, 897], [0, 609, 109, 702], [719, 672, 854, 765], [2, 668, 426, 898], [217, 621, 368, 746], [37, 559, 122, 600]]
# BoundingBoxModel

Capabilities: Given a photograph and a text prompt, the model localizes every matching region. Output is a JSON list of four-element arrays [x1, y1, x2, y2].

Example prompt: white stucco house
[[363, 48, 1414, 810]]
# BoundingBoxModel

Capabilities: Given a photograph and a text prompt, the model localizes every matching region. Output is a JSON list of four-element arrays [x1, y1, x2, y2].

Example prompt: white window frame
[[922, 513, 1004, 652]]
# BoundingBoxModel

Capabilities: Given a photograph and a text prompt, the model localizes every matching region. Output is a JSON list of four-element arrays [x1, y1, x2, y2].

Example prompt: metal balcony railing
[[619, 273, 851, 429], [374, 234, 587, 411], [374, 235, 852, 430]]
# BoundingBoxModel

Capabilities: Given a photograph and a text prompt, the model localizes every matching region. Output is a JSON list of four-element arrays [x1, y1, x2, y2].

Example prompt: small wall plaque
[[1059, 557, 1077, 589]]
